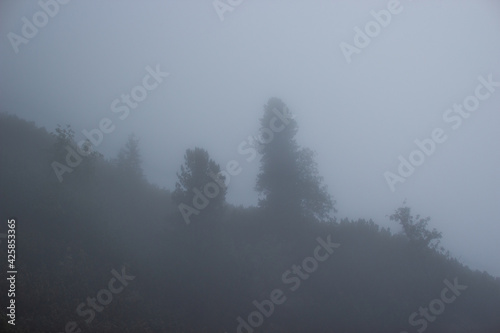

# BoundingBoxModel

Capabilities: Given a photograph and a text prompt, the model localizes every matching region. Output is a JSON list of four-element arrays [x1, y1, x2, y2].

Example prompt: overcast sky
[[1, 0, 499, 277]]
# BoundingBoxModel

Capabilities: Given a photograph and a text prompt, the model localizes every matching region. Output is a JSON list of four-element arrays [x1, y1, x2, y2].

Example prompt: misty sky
[[1, 0, 499, 277]]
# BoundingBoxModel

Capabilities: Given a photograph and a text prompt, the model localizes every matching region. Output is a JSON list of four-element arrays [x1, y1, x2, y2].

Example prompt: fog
[[1, 0, 499, 331]]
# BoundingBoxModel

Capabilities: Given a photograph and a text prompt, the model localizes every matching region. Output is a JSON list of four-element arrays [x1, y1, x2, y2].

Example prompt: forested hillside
[[1, 104, 499, 333]]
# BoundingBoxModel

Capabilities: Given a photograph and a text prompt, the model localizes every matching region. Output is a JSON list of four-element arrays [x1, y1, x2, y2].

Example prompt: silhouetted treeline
[[1, 107, 499, 332]]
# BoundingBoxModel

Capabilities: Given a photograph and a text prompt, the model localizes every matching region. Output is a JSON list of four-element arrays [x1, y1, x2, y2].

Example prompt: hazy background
[[1, 0, 499, 276]]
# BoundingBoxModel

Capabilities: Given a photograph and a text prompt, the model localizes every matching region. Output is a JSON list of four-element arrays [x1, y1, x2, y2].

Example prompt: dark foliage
[[1, 112, 499, 333]]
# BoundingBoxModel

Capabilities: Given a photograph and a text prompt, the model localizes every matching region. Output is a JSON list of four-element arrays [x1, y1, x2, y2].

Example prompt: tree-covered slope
[[1, 112, 499, 333]]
